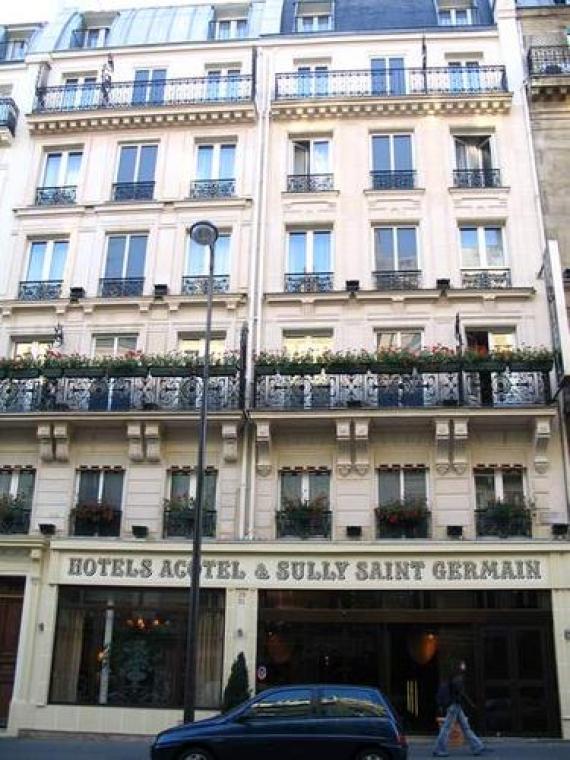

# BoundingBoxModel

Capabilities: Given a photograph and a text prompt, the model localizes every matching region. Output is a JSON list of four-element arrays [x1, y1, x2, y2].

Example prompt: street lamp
[[184, 220, 219, 724]]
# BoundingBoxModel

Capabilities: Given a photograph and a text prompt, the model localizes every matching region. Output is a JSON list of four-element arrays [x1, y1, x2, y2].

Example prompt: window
[[39, 150, 82, 203], [465, 329, 515, 354], [101, 234, 147, 297], [296, 64, 329, 97], [206, 67, 242, 100], [24, 240, 68, 284], [185, 232, 230, 291], [281, 470, 330, 508], [448, 60, 480, 92], [378, 467, 427, 505], [460, 226, 505, 268], [72, 469, 124, 536], [438, 8, 473, 25], [297, 14, 332, 32], [374, 227, 418, 272], [248, 688, 313, 719], [291, 138, 330, 175], [0, 469, 35, 505], [63, 75, 98, 110], [287, 230, 331, 273], [283, 331, 332, 356], [319, 687, 387, 718], [474, 468, 524, 508], [3, 38, 27, 60], [12, 339, 52, 359], [169, 470, 217, 510], [371, 134, 413, 189], [196, 143, 236, 180], [377, 330, 422, 352], [295, 0, 333, 32], [212, 17, 248, 39], [93, 335, 137, 358], [371, 57, 405, 96], [73, 27, 110, 48], [50, 587, 225, 709], [178, 335, 226, 360], [113, 144, 157, 201], [454, 135, 498, 187], [132, 69, 167, 106]]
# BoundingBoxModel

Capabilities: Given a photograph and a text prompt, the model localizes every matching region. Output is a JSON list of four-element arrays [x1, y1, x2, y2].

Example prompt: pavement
[[0, 737, 569, 759]]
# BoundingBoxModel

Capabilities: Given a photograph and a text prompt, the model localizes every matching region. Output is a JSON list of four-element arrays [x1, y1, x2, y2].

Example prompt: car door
[[217, 687, 316, 760]]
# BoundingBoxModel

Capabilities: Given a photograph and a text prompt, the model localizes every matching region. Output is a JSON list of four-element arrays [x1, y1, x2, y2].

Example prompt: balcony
[[528, 46, 570, 100], [461, 269, 512, 289], [276, 508, 332, 539], [375, 506, 431, 540], [373, 270, 421, 290], [0, 372, 242, 415], [0, 505, 31, 535], [111, 181, 155, 202], [18, 280, 63, 301], [70, 504, 121, 537], [273, 67, 510, 120], [286, 174, 334, 192], [453, 169, 502, 188], [189, 179, 236, 199], [35, 185, 77, 206], [29, 75, 255, 134], [163, 507, 216, 538], [181, 275, 230, 295], [284, 272, 334, 293], [99, 277, 144, 297], [370, 170, 416, 190], [0, 98, 18, 144], [475, 502, 533, 539], [254, 366, 551, 411]]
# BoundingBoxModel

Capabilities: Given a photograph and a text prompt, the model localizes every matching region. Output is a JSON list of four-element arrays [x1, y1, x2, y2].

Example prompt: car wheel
[[355, 750, 389, 760], [178, 749, 213, 760]]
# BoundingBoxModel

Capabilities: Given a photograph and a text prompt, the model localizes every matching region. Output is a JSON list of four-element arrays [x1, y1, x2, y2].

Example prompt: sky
[[0, 0, 198, 25]]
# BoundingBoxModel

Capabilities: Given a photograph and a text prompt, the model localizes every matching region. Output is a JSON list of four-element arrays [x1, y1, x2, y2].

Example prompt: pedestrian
[[433, 659, 491, 757]]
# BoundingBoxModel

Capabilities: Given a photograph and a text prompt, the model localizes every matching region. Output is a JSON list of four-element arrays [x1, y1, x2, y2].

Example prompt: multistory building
[[1, 0, 569, 740]]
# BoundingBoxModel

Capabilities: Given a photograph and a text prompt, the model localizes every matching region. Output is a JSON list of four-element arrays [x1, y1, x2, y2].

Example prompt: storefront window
[[50, 587, 225, 709]]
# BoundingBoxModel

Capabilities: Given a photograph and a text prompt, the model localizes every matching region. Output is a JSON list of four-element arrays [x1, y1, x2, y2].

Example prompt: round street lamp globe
[[189, 220, 219, 247]]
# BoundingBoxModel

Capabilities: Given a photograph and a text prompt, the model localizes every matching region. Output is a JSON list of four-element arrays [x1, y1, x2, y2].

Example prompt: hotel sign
[[60, 554, 547, 588]]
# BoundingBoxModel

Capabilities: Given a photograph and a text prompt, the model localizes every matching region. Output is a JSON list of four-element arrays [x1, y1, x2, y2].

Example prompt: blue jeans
[[433, 702, 485, 755]]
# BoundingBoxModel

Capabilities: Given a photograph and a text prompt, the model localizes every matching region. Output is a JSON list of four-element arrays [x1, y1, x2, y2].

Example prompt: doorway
[[0, 577, 25, 727]]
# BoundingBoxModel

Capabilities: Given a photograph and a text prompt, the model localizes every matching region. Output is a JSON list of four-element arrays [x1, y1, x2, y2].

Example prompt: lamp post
[[183, 220, 219, 724]]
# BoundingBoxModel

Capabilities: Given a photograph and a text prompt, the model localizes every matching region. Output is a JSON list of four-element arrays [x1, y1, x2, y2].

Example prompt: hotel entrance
[[0, 577, 25, 727], [257, 589, 559, 736]]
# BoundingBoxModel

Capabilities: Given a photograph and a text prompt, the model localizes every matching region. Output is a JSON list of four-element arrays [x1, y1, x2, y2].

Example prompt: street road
[[0, 738, 569, 759]]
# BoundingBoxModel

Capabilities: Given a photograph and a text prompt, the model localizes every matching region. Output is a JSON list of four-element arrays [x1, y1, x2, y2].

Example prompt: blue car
[[151, 684, 408, 760]]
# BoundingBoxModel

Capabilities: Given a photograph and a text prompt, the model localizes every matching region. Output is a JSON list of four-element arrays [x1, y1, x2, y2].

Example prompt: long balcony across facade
[[32, 75, 254, 114], [0, 98, 18, 137], [274, 66, 508, 101], [528, 46, 570, 77]]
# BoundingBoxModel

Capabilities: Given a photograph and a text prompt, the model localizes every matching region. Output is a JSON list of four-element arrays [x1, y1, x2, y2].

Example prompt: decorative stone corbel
[[127, 423, 144, 462], [255, 421, 272, 476], [37, 424, 54, 463], [53, 423, 69, 463], [434, 419, 451, 475], [144, 423, 162, 463], [533, 417, 552, 474], [353, 418, 370, 475], [452, 418, 469, 475], [222, 423, 238, 463], [335, 420, 352, 476]]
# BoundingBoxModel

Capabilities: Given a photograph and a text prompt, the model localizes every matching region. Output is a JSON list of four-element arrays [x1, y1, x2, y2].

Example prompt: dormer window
[[70, 12, 116, 49], [209, 4, 250, 40], [437, 2, 476, 26], [295, 0, 334, 33], [0, 26, 35, 61]]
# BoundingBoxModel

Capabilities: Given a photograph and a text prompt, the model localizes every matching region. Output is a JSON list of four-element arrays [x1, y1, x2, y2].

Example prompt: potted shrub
[[222, 653, 250, 712], [57, 354, 106, 378], [502, 347, 554, 373], [375, 498, 430, 538], [0, 494, 31, 533], [104, 350, 148, 377], [461, 348, 507, 372], [476, 499, 533, 538], [278, 493, 330, 538], [71, 501, 117, 524], [4, 355, 41, 379]]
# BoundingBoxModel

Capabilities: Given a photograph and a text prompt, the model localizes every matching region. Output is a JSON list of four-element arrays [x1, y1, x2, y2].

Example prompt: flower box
[[0, 368, 7, 379], [463, 359, 506, 372], [370, 363, 414, 374], [63, 367, 106, 378], [107, 367, 148, 378], [197, 365, 239, 377], [8, 368, 40, 379], [42, 368, 63, 379], [508, 360, 553, 373], [150, 366, 197, 377]]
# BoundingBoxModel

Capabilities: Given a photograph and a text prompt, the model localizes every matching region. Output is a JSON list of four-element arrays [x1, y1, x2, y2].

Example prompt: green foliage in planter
[[163, 496, 196, 513], [0, 493, 30, 518], [146, 351, 240, 370], [281, 493, 329, 514], [375, 498, 429, 526], [72, 502, 117, 523], [480, 499, 533, 524], [222, 652, 250, 713]]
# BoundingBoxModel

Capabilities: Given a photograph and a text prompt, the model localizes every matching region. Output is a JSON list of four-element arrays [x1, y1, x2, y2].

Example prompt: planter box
[[8, 368, 40, 379], [42, 368, 63, 379], [0, 369, 7, 379], [63, 367, 106, 378], [370, 364, 415, 374], [207, 365, 239, 377], [463, 360, 506, 372], [419, 361, 461, 373], [508, 360, 553, 373], [150, 366, 197, 377], [107, 367, 148, 378], [326, 363, 368, 375]]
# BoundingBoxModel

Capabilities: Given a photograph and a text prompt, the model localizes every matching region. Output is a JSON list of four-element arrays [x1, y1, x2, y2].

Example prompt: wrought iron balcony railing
[[111, 181, 155, 202], [35, 185, 77, 205], [453, 169, 502, 188], [99, 278, 144, 297], [370, 170, 416, 190], [189, 179, 236, 199], [475, 505, 532, 538], [284, 272, 334, 293], [276, 509, 332, 539], [254, 367, 551, 411], [71, 507, 122, 537], [33, 74, 253, 113], [163, 508, 216, 538], [0, 98, 18, 136], [376, 511, 431, 539], [181, 275, 230, 295], [18, 280, 63, 301], [0, 506, 31, 535], [0, 373, 241, 414], [0, 43, 28, 63], [528, 46, 570, 77], [461, 269, 512, 289], [275, 66, 508, 100], [286, 174, 334, 192], [373, 270, 421, 290]]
